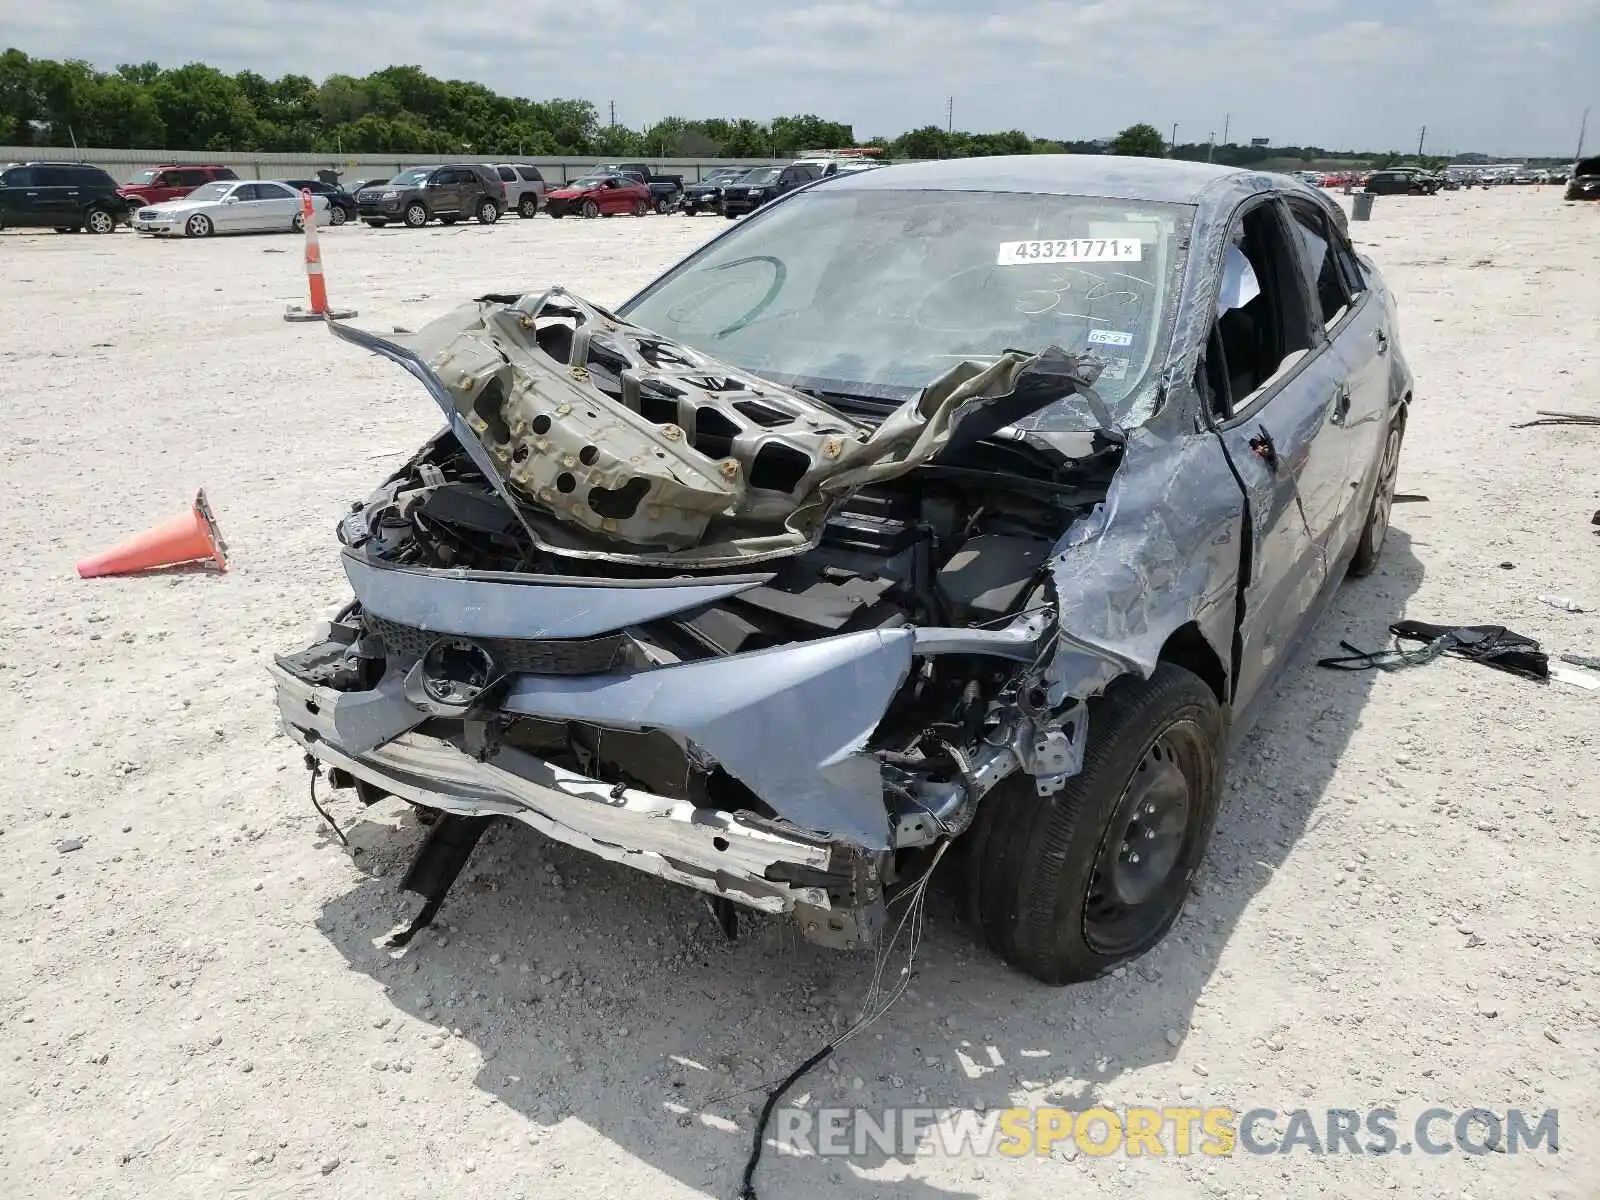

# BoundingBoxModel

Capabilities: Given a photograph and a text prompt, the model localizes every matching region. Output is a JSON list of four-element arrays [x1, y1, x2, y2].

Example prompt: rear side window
[[497, 167, 517, 182], [1, 166, 34, 186], [213, 168, 238, 181], [517, 166, 543, 182], [35, 166, 77, 186], [174, 169, 209, 187], [1288, 202, 1351, 328], [257, 182, 295, 200]]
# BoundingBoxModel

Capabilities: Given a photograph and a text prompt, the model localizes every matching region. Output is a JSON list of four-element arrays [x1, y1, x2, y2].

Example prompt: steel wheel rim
[[1368, 428, 1402, 558], [88, 210, 113, 234], [1083, 724, 1201, 955]]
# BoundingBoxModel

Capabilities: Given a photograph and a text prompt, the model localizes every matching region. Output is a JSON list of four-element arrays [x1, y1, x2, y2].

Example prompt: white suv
[[489, 164, 548, 217]]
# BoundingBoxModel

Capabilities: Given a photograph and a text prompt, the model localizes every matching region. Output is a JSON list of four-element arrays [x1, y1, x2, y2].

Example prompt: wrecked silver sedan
[[274, 157, 1412, 984]]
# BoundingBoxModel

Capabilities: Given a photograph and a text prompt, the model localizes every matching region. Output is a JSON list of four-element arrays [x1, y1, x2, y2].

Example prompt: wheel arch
[[1157, 622, 1228, 705]]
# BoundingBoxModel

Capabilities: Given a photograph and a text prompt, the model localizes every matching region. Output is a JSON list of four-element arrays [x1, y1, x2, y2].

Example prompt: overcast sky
[[5, 0, 1595, 155]]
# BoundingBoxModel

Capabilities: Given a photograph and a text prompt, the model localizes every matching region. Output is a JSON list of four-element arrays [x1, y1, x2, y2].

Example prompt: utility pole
[[1170, 122, 1179, 152], [946, 96, 953, 134], [609, 100, 616, 127], [1416, 125, 1427, 158], [1221, 113, 1230, 146], [1206, 131, 1215, 163], [1578, 107, 1590, 161]]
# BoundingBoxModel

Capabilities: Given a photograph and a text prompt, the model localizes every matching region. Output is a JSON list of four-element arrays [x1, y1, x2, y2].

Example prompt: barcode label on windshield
[[997, 238, 1142, 265]]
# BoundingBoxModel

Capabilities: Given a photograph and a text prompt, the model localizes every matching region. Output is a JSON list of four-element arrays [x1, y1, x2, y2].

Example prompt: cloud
[[0, 0, 1591, 154]]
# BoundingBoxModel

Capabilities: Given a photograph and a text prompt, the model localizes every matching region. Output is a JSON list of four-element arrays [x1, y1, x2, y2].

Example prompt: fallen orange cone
[[77, 490, 229, 578]]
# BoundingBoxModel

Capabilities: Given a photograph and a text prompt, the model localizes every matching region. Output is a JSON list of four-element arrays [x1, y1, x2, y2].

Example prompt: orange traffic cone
[[76, 490, 229, 578]]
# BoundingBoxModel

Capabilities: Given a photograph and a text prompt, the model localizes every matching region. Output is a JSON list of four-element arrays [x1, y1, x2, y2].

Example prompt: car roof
[[821, 154, 1250, 204]]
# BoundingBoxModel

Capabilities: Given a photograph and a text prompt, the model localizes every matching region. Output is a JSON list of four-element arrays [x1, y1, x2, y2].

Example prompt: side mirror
[[222, 196, 239, 204]]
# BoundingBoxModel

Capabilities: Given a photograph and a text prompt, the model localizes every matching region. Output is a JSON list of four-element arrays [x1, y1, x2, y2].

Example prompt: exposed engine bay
[[276, 289, 1126, 948]]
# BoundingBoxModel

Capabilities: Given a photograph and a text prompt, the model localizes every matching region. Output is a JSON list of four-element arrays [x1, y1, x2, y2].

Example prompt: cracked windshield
[[624, 189, 1189, 424]]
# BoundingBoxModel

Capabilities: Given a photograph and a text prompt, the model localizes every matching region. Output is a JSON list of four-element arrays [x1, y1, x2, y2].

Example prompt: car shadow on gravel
[[315, 530, 1423, 1199]]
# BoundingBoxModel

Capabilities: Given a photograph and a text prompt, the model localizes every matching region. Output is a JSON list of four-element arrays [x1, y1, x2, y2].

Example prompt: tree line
[[0, 50, 1446, 168]]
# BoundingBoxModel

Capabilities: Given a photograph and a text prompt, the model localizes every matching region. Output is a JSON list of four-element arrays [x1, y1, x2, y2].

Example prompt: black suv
[[721, 163, 823, 218], [0, 161, 128, 234], [1364, 170, 1439, 196], [355, 164, 507, 228]]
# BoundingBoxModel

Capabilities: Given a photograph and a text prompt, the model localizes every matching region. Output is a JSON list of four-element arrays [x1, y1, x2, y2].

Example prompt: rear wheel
[[438, 215, 459, 226], [291, 211, 305, 233], [364, 219, 387, 228], [580, 199, 600, 219], [185, 213, 214, 239], [518, 196, 538, 219], [966, 663, 1223, 984], [86, 208, 118, 234], [548, 210, 564, 219], [1348, 411, 1406, 577], [329, 206, 348, 226], [476, 199, 500, 224], [54, 226, 78, 234], [403, 202, 428, 228], [654, 196, 671, 215]]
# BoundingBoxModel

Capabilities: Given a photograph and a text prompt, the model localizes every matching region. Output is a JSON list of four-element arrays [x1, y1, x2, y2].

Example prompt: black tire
[[329, 206, 348, 226], [966, 663, 1224, 985], [292, 211, 306, 233], [87, 209, 116, 234], [54, 226, 77, 234], [580, 199, 599, 219], [403, 202, 428, 228], [631, 199, 649, 217], [518, 196, 538, 219], [364, 219, 387, 228], [724, 210, 738, 219], [549, 210, 564, 219], [654, 196, 671, 215], [184, 213, 214, 239], [438, 215, 459, 226], [1348, 410, 1406, 577], [476, 199, 500, 224]]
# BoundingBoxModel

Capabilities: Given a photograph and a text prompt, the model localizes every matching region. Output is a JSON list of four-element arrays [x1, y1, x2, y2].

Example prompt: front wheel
[[655, 197, 671, 215], [965, 663, 1223, 985], [580, 199, 599, 219], [329, 206, 348, 226], [476, 199, 500, 224], [185, 213, 214, 239], [403, 202, 428, 228], [518, 197, 538, 219], [1347, 411, 1405, 577], [632, 199, 649, 217]]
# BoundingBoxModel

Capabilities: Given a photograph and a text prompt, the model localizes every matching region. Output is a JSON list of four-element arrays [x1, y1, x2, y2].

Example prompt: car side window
[[517, 166, 543, 182], [177, 169, 210, 187], [1325, 222, 1367, 300], [258, 183, 292, 200], [215, 169, 238, 181], [1287, 202, 1351, 329], [497, 167, 517, 182], [1207, 201, 1317, 421], [35, 166, 72, 186], [233, 184, 260, 201], [2, 166, 33, 186]]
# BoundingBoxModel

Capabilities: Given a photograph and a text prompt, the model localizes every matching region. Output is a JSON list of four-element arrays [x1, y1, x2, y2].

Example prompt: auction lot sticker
[[998, 238, 1142, 265]]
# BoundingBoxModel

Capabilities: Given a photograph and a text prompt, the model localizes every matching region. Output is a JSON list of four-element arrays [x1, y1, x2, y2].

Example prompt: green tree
[[1111, 122, 1166, 158], [151, 63, 259, 149], [894, 125, 953, 159], [0, 48, 40, 143]]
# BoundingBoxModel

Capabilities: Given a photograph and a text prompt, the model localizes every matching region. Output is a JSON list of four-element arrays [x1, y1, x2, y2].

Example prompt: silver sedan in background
[[132, 180, 332, 238]]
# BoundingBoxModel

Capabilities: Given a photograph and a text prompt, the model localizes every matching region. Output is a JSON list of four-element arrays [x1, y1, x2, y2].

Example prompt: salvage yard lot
[[2, 189, 1597, 1199]]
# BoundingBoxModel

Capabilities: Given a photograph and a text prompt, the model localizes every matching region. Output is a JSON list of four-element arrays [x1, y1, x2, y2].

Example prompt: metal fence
[[0, 145, 787, 185]]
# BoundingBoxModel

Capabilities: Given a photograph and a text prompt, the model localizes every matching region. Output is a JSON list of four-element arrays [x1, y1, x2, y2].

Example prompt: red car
[[543, 173, 652, 218], [118, 164, 239, 207]]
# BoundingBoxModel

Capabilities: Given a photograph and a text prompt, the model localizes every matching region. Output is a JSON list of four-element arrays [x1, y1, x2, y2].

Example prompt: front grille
[[138, 209, 158, 220], [365, 615, 628, 676]]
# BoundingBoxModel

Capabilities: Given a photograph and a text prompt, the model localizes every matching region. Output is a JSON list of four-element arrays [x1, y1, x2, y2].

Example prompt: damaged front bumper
[[275, 550, 1069, 948]]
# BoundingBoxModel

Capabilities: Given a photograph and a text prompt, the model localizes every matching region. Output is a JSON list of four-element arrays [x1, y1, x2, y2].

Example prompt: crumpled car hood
[[330, 287, 1099, 568]]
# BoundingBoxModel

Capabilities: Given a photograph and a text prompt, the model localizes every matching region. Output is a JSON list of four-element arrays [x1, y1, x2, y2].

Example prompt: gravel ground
[[2, 188, 1596, 1200]]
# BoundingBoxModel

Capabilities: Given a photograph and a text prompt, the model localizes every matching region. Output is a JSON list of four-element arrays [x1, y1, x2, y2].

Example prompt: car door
[[209, 182, 249, 231], [1205, 197, 1350, 711], [253, 182, 301, 230], [596, 178, 622, 214], [1285, 197, 1392, 563], [34, 166, 83, 224], [438, 169, 469, 214]]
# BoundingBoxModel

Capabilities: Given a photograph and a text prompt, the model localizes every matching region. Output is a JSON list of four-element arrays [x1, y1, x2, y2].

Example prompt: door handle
[[1374, 329, 1390, 355], [1330, 385, 1352, 425]]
